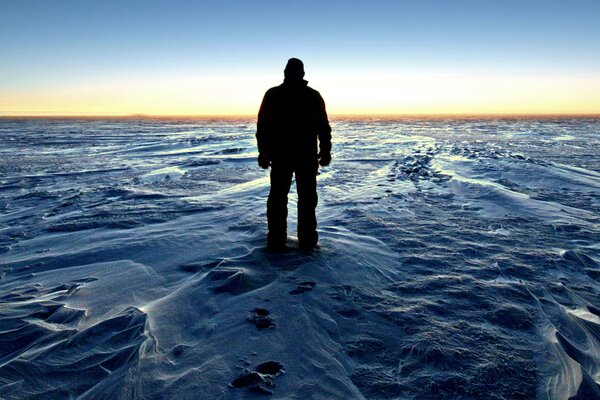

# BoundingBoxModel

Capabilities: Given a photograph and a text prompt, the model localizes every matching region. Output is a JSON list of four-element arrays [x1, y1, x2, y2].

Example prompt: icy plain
[[0, 117, 599, 399]]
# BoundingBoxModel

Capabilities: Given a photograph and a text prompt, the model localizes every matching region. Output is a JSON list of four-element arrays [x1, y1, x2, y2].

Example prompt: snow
[[1, 116, 599, 399]]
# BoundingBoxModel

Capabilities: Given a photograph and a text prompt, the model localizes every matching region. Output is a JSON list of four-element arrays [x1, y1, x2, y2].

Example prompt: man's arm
[[256, 91, 273, 169], [317, 94, 332, 166]]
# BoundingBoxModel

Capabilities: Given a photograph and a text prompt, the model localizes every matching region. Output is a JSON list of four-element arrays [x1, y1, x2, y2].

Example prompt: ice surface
[[0, 116, 599, 399]]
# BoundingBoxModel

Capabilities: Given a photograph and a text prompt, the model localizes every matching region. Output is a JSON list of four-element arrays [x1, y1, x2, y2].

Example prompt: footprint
[[231, 371, 264, 389], [289, 281, 316, 295], [171, 344, 190, 358], [230, 360, 285, 395], [255, 361, 284, 375], [247, 308, 276, 330]]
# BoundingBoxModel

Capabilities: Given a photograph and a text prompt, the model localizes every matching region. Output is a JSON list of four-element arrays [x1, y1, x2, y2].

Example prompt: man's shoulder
[[264, 85, 284, 98], [305, 85, 320, 95], [264, 83, 323, 100], [305, 86, 324, 101]]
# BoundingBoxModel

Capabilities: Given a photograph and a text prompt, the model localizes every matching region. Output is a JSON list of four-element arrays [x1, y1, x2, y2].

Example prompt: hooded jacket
[[256, 78, 331, 166]]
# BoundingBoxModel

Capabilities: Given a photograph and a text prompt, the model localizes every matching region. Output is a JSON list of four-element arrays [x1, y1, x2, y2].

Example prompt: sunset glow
[[1, 1, 599, 116]]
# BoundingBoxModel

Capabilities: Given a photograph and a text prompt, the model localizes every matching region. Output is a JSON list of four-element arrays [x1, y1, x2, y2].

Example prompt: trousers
[[267, 163, 318, 247]]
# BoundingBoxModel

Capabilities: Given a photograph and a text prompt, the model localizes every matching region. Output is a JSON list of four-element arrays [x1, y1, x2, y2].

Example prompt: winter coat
[[256, 78, 331, 166]]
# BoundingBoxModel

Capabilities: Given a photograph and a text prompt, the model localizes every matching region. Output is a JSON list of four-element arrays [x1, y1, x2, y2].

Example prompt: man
[[256, 58, 332, 250]]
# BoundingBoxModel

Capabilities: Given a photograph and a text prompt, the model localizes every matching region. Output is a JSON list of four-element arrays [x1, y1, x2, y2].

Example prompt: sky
[[1, 0, 600, 116]]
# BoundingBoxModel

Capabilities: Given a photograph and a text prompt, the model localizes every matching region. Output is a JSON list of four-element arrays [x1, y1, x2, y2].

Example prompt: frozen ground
[[0, 117, 599, 399]]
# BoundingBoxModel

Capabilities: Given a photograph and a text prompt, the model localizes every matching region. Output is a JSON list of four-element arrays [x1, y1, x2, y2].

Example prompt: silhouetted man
[[256, 58, 332, 249]]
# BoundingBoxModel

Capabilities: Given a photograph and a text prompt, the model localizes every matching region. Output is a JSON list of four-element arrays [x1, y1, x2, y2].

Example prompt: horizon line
[[2, 112, 600, 119]]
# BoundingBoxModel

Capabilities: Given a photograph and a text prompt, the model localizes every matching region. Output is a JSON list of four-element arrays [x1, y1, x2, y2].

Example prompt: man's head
[[284, 58, 305, 80]]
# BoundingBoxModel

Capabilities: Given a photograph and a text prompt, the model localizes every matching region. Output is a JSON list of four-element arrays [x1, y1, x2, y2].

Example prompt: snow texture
[[1, 116, 599, 399]]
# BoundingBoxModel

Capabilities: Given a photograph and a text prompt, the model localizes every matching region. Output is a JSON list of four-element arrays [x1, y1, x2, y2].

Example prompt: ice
[[141, 166, 187, 182], [0, 116, 599, 399]]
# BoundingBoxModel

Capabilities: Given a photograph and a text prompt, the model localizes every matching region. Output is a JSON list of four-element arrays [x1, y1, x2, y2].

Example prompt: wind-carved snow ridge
[[0, 117, 599, 398], [0, 276, 155, 399]]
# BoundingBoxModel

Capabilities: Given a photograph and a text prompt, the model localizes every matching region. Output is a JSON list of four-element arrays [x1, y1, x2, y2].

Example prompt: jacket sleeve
[[317, 94, 332, 155], [256, 91, 273, 159]]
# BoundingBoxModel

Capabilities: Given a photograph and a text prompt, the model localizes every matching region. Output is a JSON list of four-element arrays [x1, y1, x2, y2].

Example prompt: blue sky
[[1, 0, 599, 114]]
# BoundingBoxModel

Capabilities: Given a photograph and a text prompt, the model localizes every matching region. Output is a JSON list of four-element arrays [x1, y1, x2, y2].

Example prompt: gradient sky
[[1, 0, 600, 115]]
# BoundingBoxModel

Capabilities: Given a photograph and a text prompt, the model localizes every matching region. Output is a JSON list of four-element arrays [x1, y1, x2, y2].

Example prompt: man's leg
[[295, 164, 319, 248], [267, 165, 293, 248]]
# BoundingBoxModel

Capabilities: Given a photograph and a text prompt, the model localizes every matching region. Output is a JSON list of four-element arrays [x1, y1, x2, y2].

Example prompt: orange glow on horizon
[[2, 72, 599, 116]]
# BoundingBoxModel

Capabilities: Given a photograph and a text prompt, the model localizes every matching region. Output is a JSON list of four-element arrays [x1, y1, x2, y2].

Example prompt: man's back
[[257, 71, 330, 166]]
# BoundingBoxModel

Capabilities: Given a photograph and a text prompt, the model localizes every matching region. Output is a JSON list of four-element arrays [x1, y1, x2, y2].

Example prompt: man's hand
[[318, 152, 331, 167], [258, 154, 271, 169]]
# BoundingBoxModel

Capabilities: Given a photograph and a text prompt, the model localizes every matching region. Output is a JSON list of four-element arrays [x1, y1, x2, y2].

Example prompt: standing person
[[256, 58, 332, 250]]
